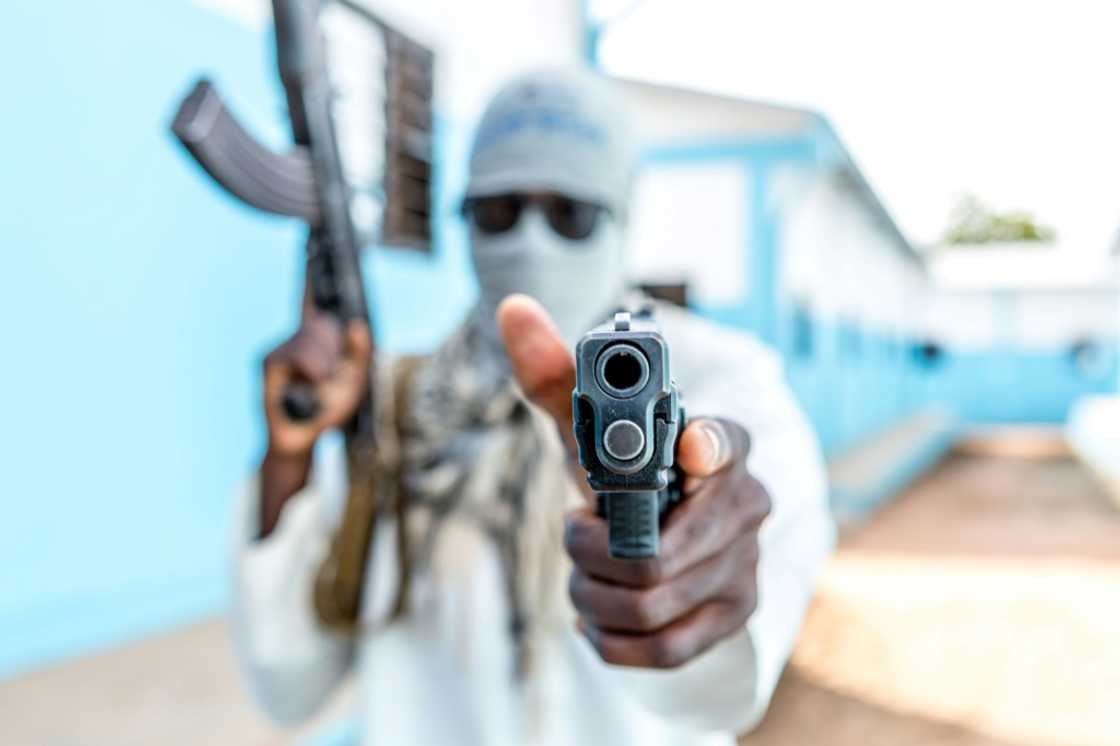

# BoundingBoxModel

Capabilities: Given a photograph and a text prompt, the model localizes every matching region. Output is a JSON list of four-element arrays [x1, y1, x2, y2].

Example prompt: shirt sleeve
[[605, 308, 836, 734], [228, 439, 356, 725]]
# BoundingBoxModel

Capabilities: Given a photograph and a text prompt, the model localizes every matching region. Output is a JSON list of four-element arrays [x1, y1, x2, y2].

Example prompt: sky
[[593, 0, 1120, 259]]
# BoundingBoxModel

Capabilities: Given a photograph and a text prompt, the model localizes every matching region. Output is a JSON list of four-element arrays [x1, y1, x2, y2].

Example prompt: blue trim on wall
[[639, 137, 816, 167], [580, 0, 599, 66], [750, 162, 779, 345]]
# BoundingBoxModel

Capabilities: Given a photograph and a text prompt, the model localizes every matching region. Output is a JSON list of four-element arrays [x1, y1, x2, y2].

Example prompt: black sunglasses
[[461, 193, 608, 241]]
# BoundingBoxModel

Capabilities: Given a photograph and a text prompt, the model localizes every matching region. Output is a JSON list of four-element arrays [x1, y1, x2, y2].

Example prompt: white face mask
[[470, 207, 626, 346]]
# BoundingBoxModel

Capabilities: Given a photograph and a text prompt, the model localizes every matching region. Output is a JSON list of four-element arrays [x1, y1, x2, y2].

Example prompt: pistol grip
[[601, 490, 661, 559], [282, 380, 321, 421]]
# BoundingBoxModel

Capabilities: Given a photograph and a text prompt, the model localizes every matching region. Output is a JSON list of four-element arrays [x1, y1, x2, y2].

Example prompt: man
[[232, 68, 834, 745]]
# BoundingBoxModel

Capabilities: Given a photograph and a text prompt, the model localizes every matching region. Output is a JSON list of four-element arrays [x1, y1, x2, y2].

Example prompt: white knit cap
[[465, 68, 635, 214]]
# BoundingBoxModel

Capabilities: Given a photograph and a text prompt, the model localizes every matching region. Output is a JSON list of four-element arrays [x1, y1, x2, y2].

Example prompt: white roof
[[614, 77, 920, 264], [614, 77, 815, 146], [929, 243, 1119, 292]]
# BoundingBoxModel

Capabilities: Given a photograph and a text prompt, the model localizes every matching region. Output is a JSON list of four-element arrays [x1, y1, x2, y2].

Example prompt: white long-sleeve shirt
[[230, 305, 835, 745]]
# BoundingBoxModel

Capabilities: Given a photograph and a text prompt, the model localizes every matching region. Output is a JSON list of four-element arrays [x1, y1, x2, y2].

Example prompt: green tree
[[942, 195, 1056, 246]]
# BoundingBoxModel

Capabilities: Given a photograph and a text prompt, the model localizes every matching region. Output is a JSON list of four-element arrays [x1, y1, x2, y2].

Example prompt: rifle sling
[[313, 355, 423, 632]]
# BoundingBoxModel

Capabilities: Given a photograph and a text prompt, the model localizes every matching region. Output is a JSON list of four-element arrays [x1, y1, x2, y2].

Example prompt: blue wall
[[921, 348, 1118, 424], [0, 1, 475, 678]]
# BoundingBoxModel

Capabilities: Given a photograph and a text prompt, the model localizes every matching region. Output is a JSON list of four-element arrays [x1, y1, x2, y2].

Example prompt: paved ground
[[0, 618, 355, 746], [3, 446, 1118, 745], [742, 450, 1120, 746]]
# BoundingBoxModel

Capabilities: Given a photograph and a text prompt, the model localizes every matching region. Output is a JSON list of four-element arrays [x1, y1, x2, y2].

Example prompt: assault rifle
[[169, 0, 433, 626]]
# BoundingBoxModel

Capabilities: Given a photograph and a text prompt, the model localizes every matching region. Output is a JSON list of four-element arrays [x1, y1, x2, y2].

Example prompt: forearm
[[259, 447, 312, 539], [231, 473, 355, 723]]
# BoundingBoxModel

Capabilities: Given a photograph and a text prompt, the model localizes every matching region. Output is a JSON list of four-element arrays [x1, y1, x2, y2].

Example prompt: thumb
[[676, 418, 751, 477], [496, 294, 577, 436]]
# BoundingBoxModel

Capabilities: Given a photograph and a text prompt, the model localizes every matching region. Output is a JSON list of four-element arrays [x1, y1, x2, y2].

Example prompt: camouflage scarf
[[395, 303, 575, 676]]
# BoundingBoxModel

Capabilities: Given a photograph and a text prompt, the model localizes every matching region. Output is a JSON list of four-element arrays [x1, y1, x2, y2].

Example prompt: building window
[[1069, 337, 1110, 380], [792, 305, 814, 360], [912, 339, 945, 370]]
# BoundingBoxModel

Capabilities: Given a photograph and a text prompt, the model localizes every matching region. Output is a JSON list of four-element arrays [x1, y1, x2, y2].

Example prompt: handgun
[[572, 309, 686, 559]]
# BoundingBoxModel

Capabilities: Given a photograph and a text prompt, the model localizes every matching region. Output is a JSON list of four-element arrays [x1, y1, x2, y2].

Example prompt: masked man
[[232, 68, 835, 745]]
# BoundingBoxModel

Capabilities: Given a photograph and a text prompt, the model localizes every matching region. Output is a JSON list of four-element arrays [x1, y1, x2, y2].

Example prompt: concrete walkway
[[4, 445, 1118, 745], [742, 448, 1120, 746], [0, 617, 355, 745]]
